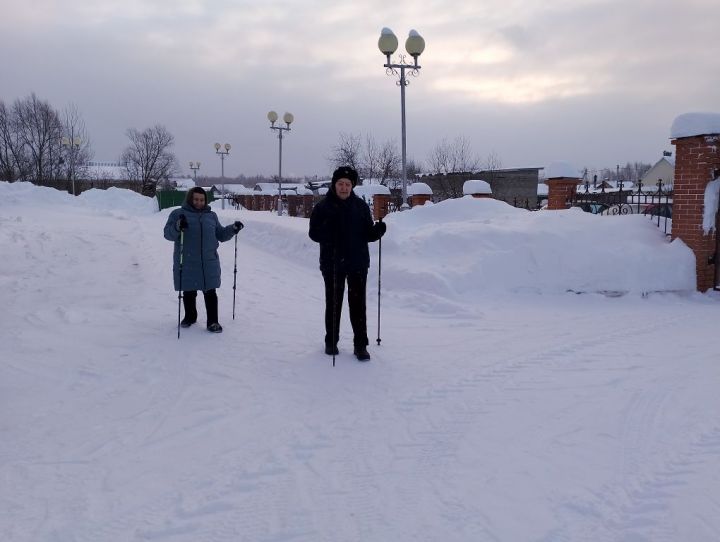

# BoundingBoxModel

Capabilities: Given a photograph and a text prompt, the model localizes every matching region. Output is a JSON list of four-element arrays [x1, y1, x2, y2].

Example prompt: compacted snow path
[[2, 187, 719, 541]]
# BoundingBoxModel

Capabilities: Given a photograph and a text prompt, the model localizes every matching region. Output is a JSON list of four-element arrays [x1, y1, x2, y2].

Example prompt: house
[[640, 155, 675, 191]]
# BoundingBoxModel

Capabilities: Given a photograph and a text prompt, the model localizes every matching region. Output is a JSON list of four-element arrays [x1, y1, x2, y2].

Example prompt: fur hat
[[331, 166, 358, 188]]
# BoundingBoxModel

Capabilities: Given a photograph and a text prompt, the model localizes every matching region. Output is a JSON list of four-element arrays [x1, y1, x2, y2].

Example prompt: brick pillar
[[546, 178, 579, 210], [671, 134, 720, 291], [287, 194, 298, 216], [373, 194, 391, 220], [410, 194, 432, 206], [301, 194, 314, 217]]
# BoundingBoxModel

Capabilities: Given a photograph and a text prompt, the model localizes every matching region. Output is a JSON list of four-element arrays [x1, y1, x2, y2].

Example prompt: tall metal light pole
[[267, 111, 294, 216], [189, 161, 200, 184], [61, 136, 82, 195], [214, 143, 231, 209], [378, 27, 425, 210]]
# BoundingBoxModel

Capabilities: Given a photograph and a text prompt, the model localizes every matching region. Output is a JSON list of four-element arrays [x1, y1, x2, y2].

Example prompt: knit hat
[[331, 166, 358, 188]]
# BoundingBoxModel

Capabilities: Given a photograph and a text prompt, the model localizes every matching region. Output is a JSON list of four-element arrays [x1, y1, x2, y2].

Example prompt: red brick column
[[410, 194, 432, 206], [373, 194, 391, 220], [301, 195, 314, 217], [671, 134, 720, 291], [545, 178, 579, 210], [287, 194, 298, 216]]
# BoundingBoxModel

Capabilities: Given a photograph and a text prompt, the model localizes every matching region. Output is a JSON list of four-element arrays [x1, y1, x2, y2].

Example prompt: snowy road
[[2, 186, 719, 541]]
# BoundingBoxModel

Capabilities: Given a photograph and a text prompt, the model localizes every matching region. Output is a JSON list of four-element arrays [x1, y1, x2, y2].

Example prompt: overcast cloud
[[1, 0, 718, 178]]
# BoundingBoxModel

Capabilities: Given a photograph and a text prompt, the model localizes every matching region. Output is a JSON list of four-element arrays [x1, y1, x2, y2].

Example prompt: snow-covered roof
[[671, 112, 720, 138], [174, 178, 196, 190], [407, 182, 432, 196], [545, 161, 581, 179], [225, 185, 254, 195], [254, 182, 305, 194], [463, 179, 492, 195]]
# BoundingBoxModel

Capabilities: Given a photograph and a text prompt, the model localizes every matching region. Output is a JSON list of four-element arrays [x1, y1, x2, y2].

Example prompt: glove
[[233, 221, 244, 233], [375, 220, 387, 237], [177, 214, 188, 231]]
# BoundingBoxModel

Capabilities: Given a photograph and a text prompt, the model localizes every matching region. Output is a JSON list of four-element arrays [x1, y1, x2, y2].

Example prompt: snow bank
[[0, 182, 158, 216], [230, 195, 696, 297], [378, 197, 695, 297]]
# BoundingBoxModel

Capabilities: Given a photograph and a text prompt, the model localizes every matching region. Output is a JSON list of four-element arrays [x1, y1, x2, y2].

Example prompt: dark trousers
[[183, 289, 219, 325], [322, 271, 368, 348]]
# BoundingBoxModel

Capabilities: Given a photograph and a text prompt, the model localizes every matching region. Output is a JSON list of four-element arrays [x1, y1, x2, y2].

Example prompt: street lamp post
[[267, 111, 294, 216], [61, 136, 82, 195], [214, 143, 231, 209], [189, 161, 201, 184], [378, 27, 425, 210]]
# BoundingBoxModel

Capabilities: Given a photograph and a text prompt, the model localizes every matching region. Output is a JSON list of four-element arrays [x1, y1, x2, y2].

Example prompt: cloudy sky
[[1, 0, 718, 179]]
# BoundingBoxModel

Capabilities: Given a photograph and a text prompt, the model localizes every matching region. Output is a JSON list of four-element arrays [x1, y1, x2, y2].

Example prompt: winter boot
[[181, 291, 198, 327], [354, 346, 370, 362], [204, 289, 221, 333], [325, 343, 339, 356]]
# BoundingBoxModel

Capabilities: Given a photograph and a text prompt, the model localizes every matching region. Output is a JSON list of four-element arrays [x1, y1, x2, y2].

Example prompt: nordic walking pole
[[376, 217, 383, 346], [177, 229, 185, 339], [332, 256, 337, 368], [232, 232, 238, 320]]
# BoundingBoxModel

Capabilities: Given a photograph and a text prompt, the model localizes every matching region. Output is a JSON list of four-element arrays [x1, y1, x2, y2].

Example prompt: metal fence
[[569, 180, 673, 234]]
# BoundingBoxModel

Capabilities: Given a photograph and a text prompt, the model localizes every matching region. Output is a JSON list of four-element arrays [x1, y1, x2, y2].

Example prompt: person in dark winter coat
[[308, 166, 387, 361], [163, 187, 243, 333]]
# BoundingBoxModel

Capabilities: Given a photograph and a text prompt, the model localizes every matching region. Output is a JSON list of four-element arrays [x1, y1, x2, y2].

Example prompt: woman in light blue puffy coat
[[163, 187, 243, 333]]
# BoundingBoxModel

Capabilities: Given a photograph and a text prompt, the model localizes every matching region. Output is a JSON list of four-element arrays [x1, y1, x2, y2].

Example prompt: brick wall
[[671, 134, 720, 291], [546, 178, 579, 210]]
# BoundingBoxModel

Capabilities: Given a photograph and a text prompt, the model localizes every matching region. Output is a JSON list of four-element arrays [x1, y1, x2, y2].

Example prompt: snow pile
[[545, 160, 581, 179], [407, 182, 432, 196], [671, 112, 720, 138], [233, 195, 696, 297], [0, 181, 158, 216], [462, 179, 491, 195], [379, 197, 695, 296]]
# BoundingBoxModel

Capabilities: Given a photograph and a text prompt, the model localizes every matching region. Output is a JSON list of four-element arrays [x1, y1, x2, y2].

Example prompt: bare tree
[[426, 136, 480, 175], [0, 101, 26, 182], [60, 104, 93, 184], [13, 93, 63, 182], [482, 151, 503, 184], [121, 124, 178, 196], [362, 134, 382, 183], [427, 138, 453, 175], [328, 132, 362, 173], [377, 139, 400, 186]]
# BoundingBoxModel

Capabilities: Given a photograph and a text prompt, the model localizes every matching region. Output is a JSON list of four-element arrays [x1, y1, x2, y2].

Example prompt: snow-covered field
[[2, 182, 719, 542]]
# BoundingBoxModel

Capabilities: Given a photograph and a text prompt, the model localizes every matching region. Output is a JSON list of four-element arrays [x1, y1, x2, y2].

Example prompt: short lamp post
[[189, 161, 200, 184], [378, 27, 425, 209], [61, 136, 82, 196], [214, 143, 231, 209], [267, 110, 294, 216]]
